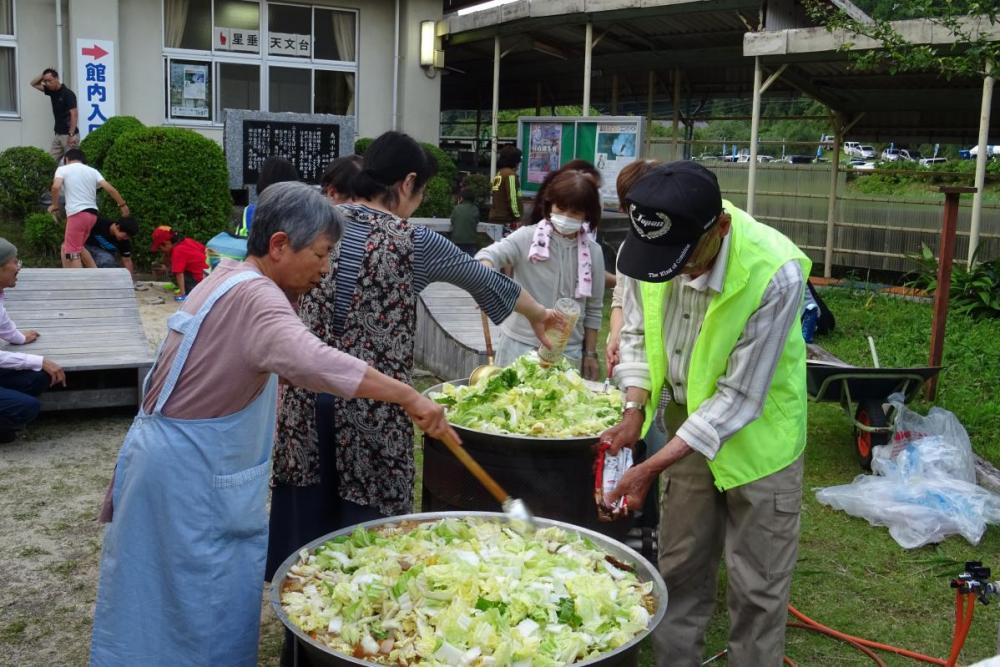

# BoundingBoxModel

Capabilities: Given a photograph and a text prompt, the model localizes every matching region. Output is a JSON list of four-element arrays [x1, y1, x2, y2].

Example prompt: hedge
[[23, 212, 62, 259], [100, 127, 231, 267], [0, 147, 57, 217], [79, 116, 145, 170]]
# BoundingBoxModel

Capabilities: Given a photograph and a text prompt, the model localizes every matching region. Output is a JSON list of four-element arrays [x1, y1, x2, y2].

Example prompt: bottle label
[[594, 442, 633, 522]]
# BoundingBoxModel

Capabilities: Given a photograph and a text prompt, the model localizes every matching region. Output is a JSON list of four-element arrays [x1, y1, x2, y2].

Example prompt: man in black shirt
[[84, 215, 138, 276], [30, 68, 78, 162]]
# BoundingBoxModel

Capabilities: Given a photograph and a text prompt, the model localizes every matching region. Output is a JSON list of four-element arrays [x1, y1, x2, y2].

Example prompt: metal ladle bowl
[[469, 309, 501, 385]]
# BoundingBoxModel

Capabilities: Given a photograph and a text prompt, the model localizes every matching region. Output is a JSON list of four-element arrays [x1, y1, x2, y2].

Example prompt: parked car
[[899, 149, 922, 161], [854, 161, 877, 171], [968, 145, 1000, 158], [919, 157, 948, 167], [881, 148, 901, 161], [858, 145, 876, 159], [844, 141, 861, 156], [781, 155, 815, 164]]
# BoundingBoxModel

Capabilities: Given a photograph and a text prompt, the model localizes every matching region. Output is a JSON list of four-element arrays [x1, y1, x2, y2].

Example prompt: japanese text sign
[[75, 39, 115, 139]]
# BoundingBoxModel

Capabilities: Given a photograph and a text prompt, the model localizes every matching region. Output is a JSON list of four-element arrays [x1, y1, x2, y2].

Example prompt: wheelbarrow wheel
[[854, 399, 889, 471]]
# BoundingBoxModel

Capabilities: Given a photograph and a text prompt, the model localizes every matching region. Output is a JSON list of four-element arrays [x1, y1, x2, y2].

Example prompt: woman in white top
[[48, 147, 129, 268], [476, 169, 605, 379]]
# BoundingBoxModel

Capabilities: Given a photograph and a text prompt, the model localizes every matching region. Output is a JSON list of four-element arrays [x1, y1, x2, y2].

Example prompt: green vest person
[[601, 161, 810, 667]]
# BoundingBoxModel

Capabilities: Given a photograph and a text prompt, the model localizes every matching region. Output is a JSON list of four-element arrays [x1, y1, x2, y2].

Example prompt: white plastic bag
[[815, 395, 1000, 548]]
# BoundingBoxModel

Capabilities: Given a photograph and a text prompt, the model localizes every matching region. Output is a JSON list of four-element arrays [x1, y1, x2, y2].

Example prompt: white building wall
[[0, 0, 442, 152]]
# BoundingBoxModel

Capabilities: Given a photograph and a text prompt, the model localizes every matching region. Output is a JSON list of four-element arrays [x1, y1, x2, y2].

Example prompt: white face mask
[[549, 213, 585, 235]]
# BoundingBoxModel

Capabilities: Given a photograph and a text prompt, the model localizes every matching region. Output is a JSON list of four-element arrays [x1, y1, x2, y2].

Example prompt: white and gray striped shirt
[[615, 233, 805, 460]]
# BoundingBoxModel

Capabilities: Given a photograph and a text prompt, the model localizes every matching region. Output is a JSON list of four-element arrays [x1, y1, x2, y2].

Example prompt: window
[[218, 62, 260, 117], [163, 1, 357, 123], [0, 1, 15, 116]]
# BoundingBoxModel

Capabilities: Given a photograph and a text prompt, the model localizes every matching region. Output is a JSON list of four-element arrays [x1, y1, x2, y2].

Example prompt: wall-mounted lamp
[[419, 19, 445, 72]]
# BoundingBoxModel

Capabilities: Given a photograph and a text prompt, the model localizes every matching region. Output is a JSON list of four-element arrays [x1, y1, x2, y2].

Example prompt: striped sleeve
[[413, 226, 521, 325], [508, 174, 520, 219]]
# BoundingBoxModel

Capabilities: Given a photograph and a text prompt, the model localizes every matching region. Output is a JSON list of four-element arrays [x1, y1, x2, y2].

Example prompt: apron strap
[[152, 271, 263, 415]]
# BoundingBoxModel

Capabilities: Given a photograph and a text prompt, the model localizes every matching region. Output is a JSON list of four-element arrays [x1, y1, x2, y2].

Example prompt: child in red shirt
[[150, 226, 208, 302]]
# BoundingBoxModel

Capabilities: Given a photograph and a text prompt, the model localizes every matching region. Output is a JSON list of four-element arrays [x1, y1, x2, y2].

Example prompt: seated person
[[0, 239, 66, 443], [83, 216, 138, 275], [150, 226, 207, 302]]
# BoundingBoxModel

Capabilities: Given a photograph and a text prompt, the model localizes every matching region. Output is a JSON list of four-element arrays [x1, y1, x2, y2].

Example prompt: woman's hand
[[529, 308, 565, 350], [605, 332, 621, 372], [402, 392, 461, 445]]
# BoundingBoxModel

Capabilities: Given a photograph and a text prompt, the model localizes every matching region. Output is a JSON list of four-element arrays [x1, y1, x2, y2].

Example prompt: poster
[[183, 65, 207, 100], [76, 39, 116, 138], [595, 123, 638, 201], [242, 120, 340, 185], [169, 61, 210, 119], [527, 123, 561, 184]]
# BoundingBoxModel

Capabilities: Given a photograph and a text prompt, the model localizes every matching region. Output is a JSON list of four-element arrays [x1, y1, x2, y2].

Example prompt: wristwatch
[[622, 400, 645, 415]]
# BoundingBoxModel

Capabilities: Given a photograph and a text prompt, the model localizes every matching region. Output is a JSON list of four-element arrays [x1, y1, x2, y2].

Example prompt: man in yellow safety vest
[[602, 161, 811, 667]]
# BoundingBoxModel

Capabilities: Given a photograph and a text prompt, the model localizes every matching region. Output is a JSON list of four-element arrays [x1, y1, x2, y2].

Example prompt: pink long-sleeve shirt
[[142, 260, 368, 419], [0, 291, 42, 371]]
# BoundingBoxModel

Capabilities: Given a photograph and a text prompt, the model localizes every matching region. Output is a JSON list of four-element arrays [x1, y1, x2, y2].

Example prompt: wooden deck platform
[[415, 282, 501, 382], [2, 268, 155, 410]]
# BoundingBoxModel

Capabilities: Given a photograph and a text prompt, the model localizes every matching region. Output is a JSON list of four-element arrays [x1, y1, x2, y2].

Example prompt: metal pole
[[671, 67, 681, 161], [747, 56, 763, 216], [582, 22, 593, 116], [391, 0, 400, 130], [927, 186, 977, 401], [56, 0, 64, 82], [969, 59, 994, 266], [535, 81, 542, 116], [823, 125, 843, 277], [490, 35, 500, 179], [611, 73, 619, 114], [645, 70, 654, 157]]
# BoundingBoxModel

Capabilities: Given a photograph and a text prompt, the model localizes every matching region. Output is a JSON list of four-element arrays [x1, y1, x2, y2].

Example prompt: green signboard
[[517, 115, 645, 205]]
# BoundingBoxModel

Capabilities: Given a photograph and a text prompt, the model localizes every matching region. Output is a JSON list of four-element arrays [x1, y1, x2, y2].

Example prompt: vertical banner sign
[[526, 123, 562, 184], [76, 39, 115, 139]]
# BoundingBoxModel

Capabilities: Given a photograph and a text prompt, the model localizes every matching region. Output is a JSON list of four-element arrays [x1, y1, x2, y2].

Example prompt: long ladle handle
[[480, 309, 495, 363], [438, 430, 509, 505]]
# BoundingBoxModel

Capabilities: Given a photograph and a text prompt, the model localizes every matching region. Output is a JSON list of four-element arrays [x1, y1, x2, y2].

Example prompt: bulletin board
[[516, 115, 645, 205]]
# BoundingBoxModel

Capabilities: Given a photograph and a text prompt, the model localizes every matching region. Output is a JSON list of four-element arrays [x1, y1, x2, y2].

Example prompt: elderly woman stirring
[[476, 169, 605, 379], [89, 183, 456, 666]]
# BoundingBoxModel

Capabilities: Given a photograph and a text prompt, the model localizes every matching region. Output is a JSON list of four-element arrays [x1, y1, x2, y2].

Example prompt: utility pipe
[[489, 35, 500, 179], [56, 0, 64, 81], [391, 0, 399, 130], [747, 56, 763, 216], [671, 67, 681, 161], [582, 22, 592, 116], [969, 58, 994, 265]]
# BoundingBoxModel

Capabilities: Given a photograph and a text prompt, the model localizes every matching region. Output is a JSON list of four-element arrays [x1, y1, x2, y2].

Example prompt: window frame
[[0, 0, 17, 119], [161, 0, 358, 126]]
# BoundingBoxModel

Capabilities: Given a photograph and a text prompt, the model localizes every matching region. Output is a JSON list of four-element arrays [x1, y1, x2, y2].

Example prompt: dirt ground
[[0, 281, 286, 666]]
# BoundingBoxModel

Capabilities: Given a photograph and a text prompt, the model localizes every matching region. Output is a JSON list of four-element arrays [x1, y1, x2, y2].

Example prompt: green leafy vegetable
[[280, 517, 655, 666], [431, 355, 623, 437]]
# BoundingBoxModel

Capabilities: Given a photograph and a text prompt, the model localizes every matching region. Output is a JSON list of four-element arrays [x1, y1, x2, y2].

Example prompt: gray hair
[[246, 181, 342, 257]]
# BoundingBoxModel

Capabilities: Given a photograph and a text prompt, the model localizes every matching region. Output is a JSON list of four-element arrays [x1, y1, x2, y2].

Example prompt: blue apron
[[91, 271, 278, 666]]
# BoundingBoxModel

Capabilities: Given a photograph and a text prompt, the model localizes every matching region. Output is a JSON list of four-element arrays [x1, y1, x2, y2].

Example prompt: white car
[[854, 161, 877, 171], [844, 141, 861, 156], [859, 145, 876, 159], [881, 148, 901, 161], [919, 157, 948, 167]]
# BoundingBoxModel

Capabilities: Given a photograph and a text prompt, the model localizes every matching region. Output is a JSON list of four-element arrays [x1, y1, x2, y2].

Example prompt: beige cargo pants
[[653, 401, 803, 667]]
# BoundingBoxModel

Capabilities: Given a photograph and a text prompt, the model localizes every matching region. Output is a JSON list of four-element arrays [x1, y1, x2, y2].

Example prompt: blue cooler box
[[206, 232, 248, 271]]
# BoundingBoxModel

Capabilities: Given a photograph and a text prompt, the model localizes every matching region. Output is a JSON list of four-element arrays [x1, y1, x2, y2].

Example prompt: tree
[[804, 0, 1000, 79]]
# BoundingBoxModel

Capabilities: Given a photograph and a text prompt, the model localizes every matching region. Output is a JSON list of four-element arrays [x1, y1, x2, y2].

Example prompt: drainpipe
[[56, 0, 64, 78], [391, 0, 400, 131]]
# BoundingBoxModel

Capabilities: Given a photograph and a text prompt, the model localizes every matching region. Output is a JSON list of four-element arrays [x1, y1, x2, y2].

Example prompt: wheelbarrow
[[806, 342, 941, 470]]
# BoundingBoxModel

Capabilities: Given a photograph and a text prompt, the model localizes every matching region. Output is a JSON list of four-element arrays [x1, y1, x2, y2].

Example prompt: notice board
[[517, 116, 645, 205]]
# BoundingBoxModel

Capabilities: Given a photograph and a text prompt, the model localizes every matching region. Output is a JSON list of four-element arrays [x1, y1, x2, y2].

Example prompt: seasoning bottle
[[537, 297, 580, 367]]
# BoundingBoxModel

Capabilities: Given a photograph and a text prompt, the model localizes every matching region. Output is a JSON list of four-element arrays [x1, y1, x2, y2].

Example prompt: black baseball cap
[[617, 161, 723, 283]]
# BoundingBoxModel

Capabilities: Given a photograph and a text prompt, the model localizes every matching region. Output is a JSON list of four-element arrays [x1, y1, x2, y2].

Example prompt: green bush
[[413, 176, 454, 217], [100, 127, 231, 267], [0, 147, 57, 217], [354, 137, 374, 154], [23, 212, 63, 259], [462, 173, 491, 207], [353, 136, 458, 188], [79, 116, 144, 170]]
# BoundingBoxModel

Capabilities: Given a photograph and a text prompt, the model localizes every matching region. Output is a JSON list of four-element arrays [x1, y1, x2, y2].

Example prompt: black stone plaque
[[241, 120, 341, 185]]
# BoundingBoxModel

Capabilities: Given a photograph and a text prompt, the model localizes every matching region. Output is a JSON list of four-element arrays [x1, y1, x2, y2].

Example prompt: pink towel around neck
[[528, 220, 593, 299]]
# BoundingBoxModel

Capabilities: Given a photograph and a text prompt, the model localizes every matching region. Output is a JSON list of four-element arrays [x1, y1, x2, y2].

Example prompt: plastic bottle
[[537, 297, 580, 367]]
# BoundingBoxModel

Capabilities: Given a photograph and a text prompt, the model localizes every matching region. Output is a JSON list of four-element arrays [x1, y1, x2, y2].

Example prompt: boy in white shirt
[[48, 148, 130, 268]]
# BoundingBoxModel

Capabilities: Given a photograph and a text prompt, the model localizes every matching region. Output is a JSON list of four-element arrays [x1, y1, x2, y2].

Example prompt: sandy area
[[0, 281, 285, 666]]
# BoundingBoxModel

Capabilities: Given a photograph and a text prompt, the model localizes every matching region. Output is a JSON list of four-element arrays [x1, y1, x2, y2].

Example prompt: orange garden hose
[[785, 592, 979, 667]]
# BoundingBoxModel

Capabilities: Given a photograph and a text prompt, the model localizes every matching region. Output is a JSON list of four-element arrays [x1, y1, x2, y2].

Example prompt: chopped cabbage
[[280, 518, 656, 666], [431, 354, 622, 438]]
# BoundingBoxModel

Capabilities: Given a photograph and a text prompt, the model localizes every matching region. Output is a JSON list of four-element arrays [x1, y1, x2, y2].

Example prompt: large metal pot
[[421, 379, 638, 542], [270, 511, 668, 667]]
